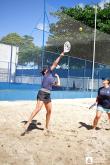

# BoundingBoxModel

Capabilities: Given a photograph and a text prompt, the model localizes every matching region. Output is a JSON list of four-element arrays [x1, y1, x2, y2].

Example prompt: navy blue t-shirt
[[41, 68, 55, 90], [97, 86, 110, 109]]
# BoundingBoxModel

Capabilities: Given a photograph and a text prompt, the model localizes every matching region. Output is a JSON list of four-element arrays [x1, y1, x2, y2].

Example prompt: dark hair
[[102, 77, 110, 84], [41, 68, 48, 75], [107, 80, 110, 84]]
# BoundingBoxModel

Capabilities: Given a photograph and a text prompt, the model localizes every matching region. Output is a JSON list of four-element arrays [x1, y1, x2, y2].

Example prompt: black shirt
[[97, 86, 110, 109]]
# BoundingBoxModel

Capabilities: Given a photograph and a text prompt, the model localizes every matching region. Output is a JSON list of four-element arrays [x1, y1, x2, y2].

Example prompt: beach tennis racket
[[89, 103, 97, 109], [64, 41, 71, 53]]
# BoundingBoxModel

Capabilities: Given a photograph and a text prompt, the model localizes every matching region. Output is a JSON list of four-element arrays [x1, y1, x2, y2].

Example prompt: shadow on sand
[[78, 122, 101, 130], [21, 120, 44, 136]]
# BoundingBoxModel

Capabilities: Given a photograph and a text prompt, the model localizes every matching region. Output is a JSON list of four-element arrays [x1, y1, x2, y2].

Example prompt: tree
[[62, 3, 110, 34], [46, 3, 110, 65], [0, 33, 22, 46], [0, 33, 41, 64]]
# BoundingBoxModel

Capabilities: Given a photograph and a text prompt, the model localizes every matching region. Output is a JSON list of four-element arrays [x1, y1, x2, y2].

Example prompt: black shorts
[[37, 90, 51, 103]]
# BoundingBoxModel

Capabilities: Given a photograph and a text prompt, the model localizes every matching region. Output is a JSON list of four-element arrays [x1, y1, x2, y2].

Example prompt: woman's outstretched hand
[[60, 51, 64, 57], [54, 73, 59, 77], [50, 52, 64, 71]]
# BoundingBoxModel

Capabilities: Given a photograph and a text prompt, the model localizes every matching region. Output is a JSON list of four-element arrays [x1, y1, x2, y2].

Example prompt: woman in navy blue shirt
[[24, 52, 64, 133], [93, 78, 110, 129]]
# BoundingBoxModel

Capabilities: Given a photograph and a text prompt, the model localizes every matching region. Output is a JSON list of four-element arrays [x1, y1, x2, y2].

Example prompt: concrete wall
[[15, 76, 102, 90], [0, 43, 19, 82]]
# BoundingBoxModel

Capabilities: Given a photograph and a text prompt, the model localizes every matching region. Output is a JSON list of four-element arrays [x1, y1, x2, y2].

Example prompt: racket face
[[64, 41, 71, 53]]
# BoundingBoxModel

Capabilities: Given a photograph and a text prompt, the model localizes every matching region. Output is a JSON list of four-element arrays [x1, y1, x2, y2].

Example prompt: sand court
[[0, 99, 110, 165]]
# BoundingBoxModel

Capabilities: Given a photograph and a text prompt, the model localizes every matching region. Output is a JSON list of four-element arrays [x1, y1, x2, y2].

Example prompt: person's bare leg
[[25, 100, 43, 130], [44, 101, 52, 129], [93, 111, 102, 129], [107, 113, 110, 126]]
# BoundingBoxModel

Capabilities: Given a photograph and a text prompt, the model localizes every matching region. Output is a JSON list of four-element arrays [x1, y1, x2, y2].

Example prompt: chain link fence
[[0, 2, 110, 91], [0, 50, 110, 91]]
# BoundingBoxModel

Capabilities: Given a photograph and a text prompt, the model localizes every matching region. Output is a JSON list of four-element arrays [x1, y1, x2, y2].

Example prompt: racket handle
[[60, 51, 64, 56], [89, 103, 96, 109]]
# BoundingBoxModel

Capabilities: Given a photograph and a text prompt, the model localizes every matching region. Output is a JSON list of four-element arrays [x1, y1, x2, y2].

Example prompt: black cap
[[102, 77, 110, 81]]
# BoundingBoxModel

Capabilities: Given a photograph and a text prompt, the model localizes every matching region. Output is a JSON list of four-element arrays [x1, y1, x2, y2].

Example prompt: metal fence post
[[9, 45, 13, 83], [67, 56, 70, 90]]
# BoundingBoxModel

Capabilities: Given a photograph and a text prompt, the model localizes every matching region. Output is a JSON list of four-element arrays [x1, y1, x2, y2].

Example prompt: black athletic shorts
[[37, 90, 51, 103]]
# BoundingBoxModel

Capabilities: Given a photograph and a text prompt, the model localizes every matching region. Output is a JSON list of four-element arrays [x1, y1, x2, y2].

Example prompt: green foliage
[[0, 33, 22, 46], [18, 46, 41, 64], [63, 3, 110, 34], [47, 2, 110, 64], [0, 33, 41, 64]]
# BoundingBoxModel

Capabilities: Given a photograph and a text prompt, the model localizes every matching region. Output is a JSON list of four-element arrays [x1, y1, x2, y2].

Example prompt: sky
[[0, 0, 109, 46]]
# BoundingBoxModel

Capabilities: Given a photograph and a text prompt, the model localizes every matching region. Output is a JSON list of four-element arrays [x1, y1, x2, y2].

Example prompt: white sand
[[0, 98, 110, 165]]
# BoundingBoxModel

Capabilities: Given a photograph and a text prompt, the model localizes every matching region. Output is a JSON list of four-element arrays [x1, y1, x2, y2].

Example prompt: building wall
[[0, 43, 19, 82]]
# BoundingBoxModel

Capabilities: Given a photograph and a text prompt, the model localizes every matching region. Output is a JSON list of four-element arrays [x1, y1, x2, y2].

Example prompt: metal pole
[[91, 5, 97, 97], [9, 45, 13, 83], [83, 59, 87, 90], [67, 56, 70, 90], [41, 0, 46, 69]]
